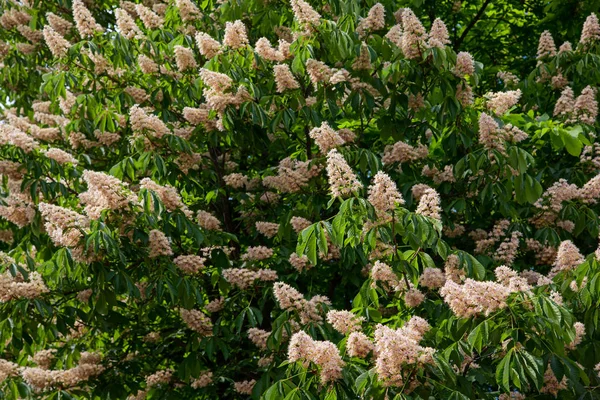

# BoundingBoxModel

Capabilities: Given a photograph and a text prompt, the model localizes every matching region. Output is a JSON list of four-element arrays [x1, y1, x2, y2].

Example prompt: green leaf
[[496, 349, 513, 393], [467, 320, 489, 353], [562, 127, 583, 156]]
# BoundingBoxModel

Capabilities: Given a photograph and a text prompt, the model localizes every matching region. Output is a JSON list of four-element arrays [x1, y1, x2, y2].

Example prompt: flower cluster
[[288, 331, 345, 384]]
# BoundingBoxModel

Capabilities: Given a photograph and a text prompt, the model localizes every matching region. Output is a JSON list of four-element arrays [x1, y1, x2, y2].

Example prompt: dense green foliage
[[1, 0, 600, 399]]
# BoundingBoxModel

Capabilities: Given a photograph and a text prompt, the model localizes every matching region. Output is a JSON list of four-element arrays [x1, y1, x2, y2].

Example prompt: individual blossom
[[559, 41, 573, 53], [502, 124, 528, 143], [174, 150, 201, 174], [453, 51, 474, 77], [401, 8, 427, 59], [540, 365, 567, 396], [367, 171, 404, 213], [42, 25, 70, 58], [290, 0, 321, 29], [306, 59, 333, 86], [273, 282, 331, 324], [179, 308, 213, 336], [356, 3, 385, 37], [326, 149, 363, 198], [58, 90, 77, 115], [580, 13, 600, 49], [148, 229, 173, 258], [485, 89, 522, 115], [408, 93, 425, 111], [497, 71, 520, 86], [326, 310, 364, 335], [176, 0, 202, 22], [548, 240, 584, 277], [135, 4, 164, 29], [273, 64, 300, 92], [255, 37, 286, 62], [77, 289, 93, 303], [382, 141, 428, 164], [352, 42, 372, 70], [551, 71, 568, 90], [287, 330, 313, 361], [440, 279, 512, 318], [79, 170, 134, 218], [199, 68, 233, 92], [581, 173, 600, 203], [415, 188, 441, 220], [404, 288, 425, 307], [444, 254, 465, 283], [247, 328, 270, 349], [309, 122, 344, 153], [0, 124, 39, 153], [205, 297, 225, 313], [173, 45, 197, 71], [173, 255, 206, 274], [197, 210, 222, 231], [241, 246, 273, 261], [258, 355, 274, 367], [566, 322, 585, 350], [18, 25, 43, 44], [115, 8, 143, 39], [38, 202, 89, 247], [46, 12, 73, 36], [385, 24, 403, 47], [125, 87, 149, 104], [494, 231, 522, 266], [191, 371, 213, 388], [195, 32, 221, 59], [495, 265, 531, 292], [0, 267, 49, 302], [371, 261, 403, 292], [44, 148, 78, 165], [478, 112, 504, 153], [329, 68, 350, 84], [222, 268, 278, 289], [287, 331, 344, 384], [537, 30, 557, 59], [574, 85, 598, 124], [422, 165, 456, 184], [428, 18, 450, 48], [223, 173, 249, 189], [0, 230, 13, 244], [419, 267, 446, 289], [140, 178, 190, 214], [129, 105, 170, 138], [223, 20, 248, 49], [255, 222, 279, 238], [289, 253, 311, 272], [145, 369, 172, 388], [347, 332, 374, 358], [262, 157, 321, 193], [373, 319, 435, 387], [32, 350, 56, 370], [143, 331, 160, 343], [0, 160, 22, 180], [456, 82, 474, 107], [554, 86, 575, 119], [290, 216, 312, 233], [72, 0, 104, 37], [233, 380, 256, 395]]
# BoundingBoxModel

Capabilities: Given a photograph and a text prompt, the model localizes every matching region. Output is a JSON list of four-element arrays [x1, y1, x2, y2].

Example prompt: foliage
[[0, 0, 600, 399]]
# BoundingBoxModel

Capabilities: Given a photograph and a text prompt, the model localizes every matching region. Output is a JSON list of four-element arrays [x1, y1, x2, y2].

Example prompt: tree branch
[[453, 0, 493, 50]]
